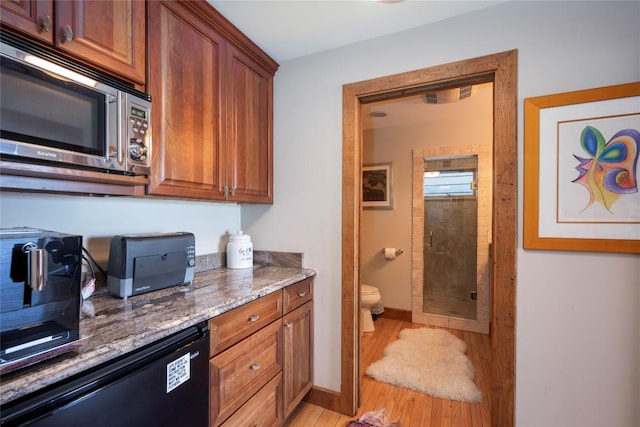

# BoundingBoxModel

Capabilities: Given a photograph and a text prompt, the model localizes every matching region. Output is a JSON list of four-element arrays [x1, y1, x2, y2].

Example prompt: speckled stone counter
[[0, 264, 316, 405]]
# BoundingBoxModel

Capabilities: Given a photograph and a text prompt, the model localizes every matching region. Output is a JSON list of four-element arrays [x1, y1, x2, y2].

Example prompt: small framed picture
[[362, 163, 393, 209]]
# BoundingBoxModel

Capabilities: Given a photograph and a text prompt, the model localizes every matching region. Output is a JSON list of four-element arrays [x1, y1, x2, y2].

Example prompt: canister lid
[[229, 230, 251, 242]]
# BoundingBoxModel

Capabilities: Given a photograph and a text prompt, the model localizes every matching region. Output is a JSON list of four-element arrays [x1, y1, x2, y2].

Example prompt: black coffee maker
[[0, 228, 82, 368]]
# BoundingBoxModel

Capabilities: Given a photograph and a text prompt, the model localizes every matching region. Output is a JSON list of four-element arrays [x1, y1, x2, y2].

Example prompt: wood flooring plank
[[451, 400, 463, 426], [459, 402, 473, 426], [443, 400, 454, 427], [359, 375, 375, 406], [410, 392, 424, 425], [299, 403, 324, 426], [470, 403, 484, 427], [317, 410, 341, 427], [430, 399, 443, 427], [424, 395, 436, 426], [397, 388, 418, 427], [332, 414, 352, 427]]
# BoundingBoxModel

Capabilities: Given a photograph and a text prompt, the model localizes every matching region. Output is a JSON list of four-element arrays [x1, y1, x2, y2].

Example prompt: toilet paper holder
[[381, 248, 403, 256]]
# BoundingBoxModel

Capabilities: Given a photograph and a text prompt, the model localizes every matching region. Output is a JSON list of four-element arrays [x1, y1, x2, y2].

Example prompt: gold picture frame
[[523, 82, 640, 254]]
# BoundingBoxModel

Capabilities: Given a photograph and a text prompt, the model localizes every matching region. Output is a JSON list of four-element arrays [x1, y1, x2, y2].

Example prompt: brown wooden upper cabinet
[[0, 0, 146, 87], [147, 1, 278, 203]]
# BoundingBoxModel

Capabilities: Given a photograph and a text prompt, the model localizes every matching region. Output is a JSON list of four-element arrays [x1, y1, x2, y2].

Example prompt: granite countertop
[[0, 263, 316, 405]]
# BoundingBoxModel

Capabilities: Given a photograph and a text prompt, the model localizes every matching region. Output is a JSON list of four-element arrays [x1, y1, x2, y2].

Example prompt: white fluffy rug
[[365, 328, 483, 403]]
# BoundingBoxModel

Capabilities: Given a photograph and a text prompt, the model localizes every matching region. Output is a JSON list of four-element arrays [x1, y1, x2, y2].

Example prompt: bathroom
[[360, 82, 493, 334]]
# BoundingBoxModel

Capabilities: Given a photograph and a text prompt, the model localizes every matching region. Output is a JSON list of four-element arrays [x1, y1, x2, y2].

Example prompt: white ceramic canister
[[226, 231, 253, 269]]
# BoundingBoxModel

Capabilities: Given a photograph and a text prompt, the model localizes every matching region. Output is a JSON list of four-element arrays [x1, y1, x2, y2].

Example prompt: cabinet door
[[0, 0, 54, 44], [147, 0, 226, 200], [226, 45, 273, 203], [55, 0, 146, 85], [282, 301, 313, 418]]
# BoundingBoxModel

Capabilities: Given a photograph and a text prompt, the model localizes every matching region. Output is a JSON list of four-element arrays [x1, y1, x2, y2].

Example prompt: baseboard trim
[[304, 385, 342, 413], [378, 307, 412, 323]]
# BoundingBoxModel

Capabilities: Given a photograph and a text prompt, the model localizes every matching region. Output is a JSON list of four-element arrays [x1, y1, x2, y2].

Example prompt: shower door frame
[[412, 145, 492, 334]]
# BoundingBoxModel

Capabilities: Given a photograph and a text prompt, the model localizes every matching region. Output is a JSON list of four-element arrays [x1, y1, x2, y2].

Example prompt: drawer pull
[[249, 314, 260, 322], [250, 363, 261, 371], [297, 291, 307, 297], [285, 322, 293, 328]]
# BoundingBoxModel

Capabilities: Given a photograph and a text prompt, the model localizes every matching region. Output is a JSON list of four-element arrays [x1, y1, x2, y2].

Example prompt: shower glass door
[[423, 156, 478, 319]]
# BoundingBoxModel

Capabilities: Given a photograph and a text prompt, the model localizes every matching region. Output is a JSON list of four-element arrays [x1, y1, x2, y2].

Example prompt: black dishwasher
[[1, 322, 209, 427]]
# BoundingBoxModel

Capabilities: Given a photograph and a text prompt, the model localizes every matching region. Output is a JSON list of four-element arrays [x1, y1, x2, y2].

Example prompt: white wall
[[361, 128, 415, 311], [0, 193, 241, 264], [242, 1, 640, 425]]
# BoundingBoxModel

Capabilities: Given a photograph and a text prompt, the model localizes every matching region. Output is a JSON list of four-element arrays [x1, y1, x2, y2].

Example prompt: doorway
[[340, 50, 517, 425]]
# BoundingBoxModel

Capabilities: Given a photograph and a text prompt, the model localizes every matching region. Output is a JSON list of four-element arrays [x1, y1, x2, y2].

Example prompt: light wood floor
[[284, 317, 491, 427]]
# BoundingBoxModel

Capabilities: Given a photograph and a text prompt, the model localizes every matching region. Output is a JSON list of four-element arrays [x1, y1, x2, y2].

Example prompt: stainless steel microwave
[[0, 33, 151, 176]]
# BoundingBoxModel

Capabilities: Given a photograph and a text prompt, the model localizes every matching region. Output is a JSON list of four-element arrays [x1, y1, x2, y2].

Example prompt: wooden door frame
[[339, 50, 517, 425]]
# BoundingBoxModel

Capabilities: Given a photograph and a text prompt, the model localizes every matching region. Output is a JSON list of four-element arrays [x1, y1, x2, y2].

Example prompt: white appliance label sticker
[[166, 353, 190, 393]]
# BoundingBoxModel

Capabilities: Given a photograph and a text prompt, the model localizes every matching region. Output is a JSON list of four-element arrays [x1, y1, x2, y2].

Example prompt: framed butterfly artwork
[[524, 82, 640, 253]]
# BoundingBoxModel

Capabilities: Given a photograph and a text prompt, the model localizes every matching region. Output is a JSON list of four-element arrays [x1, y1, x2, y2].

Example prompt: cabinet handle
[[230, 186, 236, 196], [297, 291, 307, 297], [250, 363, 261, 371], [285, 322, 293, 328], [62, 25, 73, 42], [39, 15, 52, 33], [249, 314, 259, 322]]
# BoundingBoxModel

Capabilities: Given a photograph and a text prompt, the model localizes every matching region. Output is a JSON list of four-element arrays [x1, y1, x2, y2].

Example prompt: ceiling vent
[[425, 85, 474, 104]]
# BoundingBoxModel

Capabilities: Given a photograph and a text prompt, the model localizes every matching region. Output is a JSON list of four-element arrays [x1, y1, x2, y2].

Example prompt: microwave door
[[108, 92, 122, 166], [0, 54, 123, 172]]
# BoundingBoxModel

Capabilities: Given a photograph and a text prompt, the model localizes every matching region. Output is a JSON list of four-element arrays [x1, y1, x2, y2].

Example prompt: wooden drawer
[[209, 291, 282, 355], [220, 372, 283, 427], [210, 319, 283, 426], [283, 277, 313, 314]]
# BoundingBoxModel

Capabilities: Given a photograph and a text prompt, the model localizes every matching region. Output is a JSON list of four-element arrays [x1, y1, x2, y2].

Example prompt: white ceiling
[[208, 0, 507, 63], [208, 1, 500, 130]]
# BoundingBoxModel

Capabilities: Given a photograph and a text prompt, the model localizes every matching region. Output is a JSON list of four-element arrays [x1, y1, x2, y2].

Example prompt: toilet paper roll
[[384, 248, 397, 260]]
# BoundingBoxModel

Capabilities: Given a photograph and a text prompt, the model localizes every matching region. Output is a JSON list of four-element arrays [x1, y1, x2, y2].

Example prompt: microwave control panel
[[126, 98, 151, 172]]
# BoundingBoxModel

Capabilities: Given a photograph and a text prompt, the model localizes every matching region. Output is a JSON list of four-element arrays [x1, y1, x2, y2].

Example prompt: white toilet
[[360, 284, 381, 333]]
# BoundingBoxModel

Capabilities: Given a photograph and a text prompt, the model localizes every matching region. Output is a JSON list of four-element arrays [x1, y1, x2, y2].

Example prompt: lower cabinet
[[208, 278, 313, 426], [220, 373, 283, 427], [282, 281, 314, 418]]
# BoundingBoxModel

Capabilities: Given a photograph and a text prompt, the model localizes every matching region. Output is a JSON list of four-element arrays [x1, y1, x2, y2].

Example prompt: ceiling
[[208, 0, 507, 63], [208, 1, 500, 131], [362, 81, 494, 130]]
